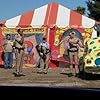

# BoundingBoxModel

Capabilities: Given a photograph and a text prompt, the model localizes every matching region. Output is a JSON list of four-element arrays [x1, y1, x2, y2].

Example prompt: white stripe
[[91, 28, 97, 38], [82, 15, 95, 28], [31, 5, 48, 28], [56, 5, 70, 28], [5, 15, 21, 28]]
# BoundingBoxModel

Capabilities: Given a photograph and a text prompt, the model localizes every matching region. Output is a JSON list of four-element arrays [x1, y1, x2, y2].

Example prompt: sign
[[3, 28, 45, 34]]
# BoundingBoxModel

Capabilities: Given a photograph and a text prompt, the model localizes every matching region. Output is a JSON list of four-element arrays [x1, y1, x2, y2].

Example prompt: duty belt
[[68, 49, 78, 52], [15, 47, 24, 53]]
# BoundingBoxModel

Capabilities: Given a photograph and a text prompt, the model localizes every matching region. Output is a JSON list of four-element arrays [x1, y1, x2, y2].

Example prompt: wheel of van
[[79, 57, 84, 73], [79, 61, 88, 79], [79, 57, 88, 79], [79, 62, 85, 73]]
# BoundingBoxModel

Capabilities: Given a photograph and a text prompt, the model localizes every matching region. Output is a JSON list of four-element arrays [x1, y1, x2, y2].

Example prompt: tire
[[79, 57, 84, 73], [79, 58, 87, 79]]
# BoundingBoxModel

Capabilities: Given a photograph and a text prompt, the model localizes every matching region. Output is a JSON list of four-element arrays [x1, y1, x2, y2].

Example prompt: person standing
[[3, 34, 13, 69], [13, 29, 25, 77], [59, 31, 84, 77], [37, 37, 51, 74]]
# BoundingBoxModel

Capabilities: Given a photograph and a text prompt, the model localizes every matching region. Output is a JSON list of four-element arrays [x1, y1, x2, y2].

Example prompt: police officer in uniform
[[58, 31, 83, 77], [13, 29, 25, 77]]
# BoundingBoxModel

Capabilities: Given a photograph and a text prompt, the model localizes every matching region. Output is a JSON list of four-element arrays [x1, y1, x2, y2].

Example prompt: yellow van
[[80, 37, 100, 74]]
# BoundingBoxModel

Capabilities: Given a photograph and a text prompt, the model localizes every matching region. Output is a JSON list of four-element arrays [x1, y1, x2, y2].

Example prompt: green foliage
[[74, 6, 85, 15], [86, 0, 100, 21]]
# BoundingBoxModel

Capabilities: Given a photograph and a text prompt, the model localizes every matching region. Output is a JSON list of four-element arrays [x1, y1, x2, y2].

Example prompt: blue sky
[[0, 0, 88, 21]]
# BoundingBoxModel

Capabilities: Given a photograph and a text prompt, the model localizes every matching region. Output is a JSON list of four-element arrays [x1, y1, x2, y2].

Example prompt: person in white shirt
[[40, 37, 49, 49], [36, 37, 51, 74]]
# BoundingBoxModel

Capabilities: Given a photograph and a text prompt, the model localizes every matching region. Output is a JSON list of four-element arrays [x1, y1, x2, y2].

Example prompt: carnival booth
[[0, 2, 98, 68]]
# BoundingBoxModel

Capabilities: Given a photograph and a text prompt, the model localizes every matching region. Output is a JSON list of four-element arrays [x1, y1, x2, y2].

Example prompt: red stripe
[[44, 2, 58, 27], [44, 3, 51, 26], [47, 3, 58, 26], [70, 11, 82, 27], [49, 27, 56, 49], [18, 10, 34, 28]]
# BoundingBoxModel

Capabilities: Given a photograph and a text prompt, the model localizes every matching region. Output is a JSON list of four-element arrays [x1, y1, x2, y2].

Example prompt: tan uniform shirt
[[14, 34, 24, 49], [68, 37, 80, 51]]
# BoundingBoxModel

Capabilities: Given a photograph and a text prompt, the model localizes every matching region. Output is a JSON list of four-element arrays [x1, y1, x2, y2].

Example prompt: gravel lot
[[0, 66, 100, 88]]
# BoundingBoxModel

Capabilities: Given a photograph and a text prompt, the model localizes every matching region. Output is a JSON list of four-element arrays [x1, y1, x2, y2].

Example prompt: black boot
[[68, 73, 73, 77], [75, 73, 80, 77]]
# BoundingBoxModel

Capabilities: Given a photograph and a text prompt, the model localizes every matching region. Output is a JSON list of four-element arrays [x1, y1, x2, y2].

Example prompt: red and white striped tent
[[0, 2, 97, 67], [4, 2, 96, 29]]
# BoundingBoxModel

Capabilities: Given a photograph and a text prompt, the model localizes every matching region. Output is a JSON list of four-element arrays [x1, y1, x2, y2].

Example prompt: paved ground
[[0, 66, 100, 88]]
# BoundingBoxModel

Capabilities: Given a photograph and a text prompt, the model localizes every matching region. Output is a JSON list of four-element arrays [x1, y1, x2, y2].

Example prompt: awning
[[3, 2, 95, 28]]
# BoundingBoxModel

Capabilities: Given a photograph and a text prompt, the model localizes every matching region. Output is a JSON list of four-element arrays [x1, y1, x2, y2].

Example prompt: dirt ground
[[0, 65, 100, 88]]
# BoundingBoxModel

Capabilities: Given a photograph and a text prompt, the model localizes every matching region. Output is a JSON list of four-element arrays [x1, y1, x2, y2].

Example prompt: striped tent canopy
[[3, 2, 96, 29]]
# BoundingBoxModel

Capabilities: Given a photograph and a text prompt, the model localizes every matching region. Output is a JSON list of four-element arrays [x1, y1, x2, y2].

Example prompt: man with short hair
[[40, 37, 49, 49], [37, 37, 51, 74], [3, 34, 13, 69]]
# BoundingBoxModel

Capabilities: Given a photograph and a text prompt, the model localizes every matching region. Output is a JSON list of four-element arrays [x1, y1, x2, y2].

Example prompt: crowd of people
[[2, 29, 84, 77]]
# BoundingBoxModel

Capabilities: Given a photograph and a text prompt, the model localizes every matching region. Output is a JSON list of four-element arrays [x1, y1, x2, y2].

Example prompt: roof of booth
[[2, 2, 96, 28]]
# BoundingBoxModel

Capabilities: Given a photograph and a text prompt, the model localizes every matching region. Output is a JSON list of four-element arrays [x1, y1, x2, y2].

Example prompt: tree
[[86, 0, 100, 21], [74, 6, 85, 15]]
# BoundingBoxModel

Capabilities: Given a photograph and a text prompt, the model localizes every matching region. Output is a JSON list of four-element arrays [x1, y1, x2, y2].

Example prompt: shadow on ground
[[60, 73, 69, 76], [60, 72, 100, 80], [79, 73, 100, 80]]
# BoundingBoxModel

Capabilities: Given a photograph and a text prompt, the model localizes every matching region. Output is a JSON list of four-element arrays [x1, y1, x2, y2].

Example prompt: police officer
[[58, 31, 84, 77], [14, 29, 25, 77]]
